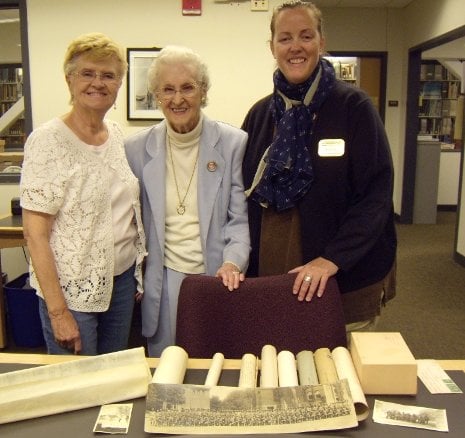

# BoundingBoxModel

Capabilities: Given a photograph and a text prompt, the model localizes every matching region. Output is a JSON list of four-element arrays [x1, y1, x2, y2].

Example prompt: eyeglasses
[[157, 83, 199, 100], [73, 70, 121, 84]]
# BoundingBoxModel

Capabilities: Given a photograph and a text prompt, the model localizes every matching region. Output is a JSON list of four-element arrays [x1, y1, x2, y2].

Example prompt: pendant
[[177, 204, 186, 215]]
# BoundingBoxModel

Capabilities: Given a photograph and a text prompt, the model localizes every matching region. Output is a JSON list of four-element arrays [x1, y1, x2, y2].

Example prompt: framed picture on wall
[[127, 48, 163, 121]]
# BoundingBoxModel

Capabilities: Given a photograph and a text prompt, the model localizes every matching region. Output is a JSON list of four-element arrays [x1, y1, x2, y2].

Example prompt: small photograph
[[93, 403, 133, 434]]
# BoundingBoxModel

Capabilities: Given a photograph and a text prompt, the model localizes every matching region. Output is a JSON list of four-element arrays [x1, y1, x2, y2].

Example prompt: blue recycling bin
[[4, 273, 45, 348]]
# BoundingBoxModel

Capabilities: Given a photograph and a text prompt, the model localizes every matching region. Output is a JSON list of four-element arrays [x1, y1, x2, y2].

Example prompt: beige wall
[[403, 0, 465, 47], [25, 0, 407, 207]]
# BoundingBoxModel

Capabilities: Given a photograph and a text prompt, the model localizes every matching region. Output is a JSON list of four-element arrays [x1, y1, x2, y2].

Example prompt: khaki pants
[[345, 315, 380, 333], [345, 292, 383, 346]]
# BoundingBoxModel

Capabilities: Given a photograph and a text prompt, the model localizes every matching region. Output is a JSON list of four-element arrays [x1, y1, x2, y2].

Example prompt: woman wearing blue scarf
[[242, 1, 397, 331]]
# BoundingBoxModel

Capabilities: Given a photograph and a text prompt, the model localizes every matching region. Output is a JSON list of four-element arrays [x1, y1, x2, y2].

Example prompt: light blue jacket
[[125, 115, 251, 338]]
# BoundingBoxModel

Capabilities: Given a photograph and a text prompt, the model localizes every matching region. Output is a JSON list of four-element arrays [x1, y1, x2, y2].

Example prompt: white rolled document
[[152, 345, 188, 384], [260, 344, 278, 388], [204, 352, 224, 386], [332, 346, 370, 421], [277, 350, 298, 387], [238, 353, 258, 388], [0, 347, 152, 424]]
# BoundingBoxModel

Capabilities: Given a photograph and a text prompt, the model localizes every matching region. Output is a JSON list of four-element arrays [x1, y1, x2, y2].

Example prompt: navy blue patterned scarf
[[249, 58, 335, 211]]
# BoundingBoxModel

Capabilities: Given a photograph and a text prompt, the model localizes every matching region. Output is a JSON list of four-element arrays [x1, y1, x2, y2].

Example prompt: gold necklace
[[168, 139, 199, 215]]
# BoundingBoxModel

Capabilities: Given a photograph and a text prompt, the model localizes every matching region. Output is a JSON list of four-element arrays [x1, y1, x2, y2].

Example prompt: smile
[[87, 91, 107, 96], [289, 58, 306, 64]]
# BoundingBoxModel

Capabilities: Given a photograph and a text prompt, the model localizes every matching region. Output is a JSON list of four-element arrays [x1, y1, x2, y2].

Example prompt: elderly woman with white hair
[[125, 45, 250, 357]]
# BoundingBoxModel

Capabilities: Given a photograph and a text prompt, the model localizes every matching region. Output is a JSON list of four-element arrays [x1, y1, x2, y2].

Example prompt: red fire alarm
[[183, 0, 202, 16]]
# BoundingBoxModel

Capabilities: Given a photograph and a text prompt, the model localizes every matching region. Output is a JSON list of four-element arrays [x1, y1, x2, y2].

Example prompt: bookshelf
[[418, 61, 460, 144], [0, 63, 25, 149], [326, 57, 358, 85]]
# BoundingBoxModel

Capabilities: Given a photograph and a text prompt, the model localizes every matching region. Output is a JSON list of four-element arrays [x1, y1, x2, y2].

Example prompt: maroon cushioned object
[[175, 273, 347, 359]]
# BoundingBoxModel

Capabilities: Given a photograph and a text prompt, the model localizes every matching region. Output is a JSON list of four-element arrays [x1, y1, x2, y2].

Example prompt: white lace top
[[20, 118, 146, 312]]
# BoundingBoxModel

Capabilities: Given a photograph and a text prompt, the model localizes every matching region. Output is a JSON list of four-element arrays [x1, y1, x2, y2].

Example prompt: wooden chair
[[175, 273, 347, 358]]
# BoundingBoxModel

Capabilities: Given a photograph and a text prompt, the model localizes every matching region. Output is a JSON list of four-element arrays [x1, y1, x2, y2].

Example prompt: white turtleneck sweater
[[164, 115, 205, 274]]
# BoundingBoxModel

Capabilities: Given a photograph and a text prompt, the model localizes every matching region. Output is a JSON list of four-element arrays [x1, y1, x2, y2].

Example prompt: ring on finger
[[303, 274, 312, 282]]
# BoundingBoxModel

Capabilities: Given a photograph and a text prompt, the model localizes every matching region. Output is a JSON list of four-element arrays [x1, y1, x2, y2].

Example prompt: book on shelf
[[448, 81, 459, 99], [434, 63, 444, 80], [422, 81, 442, 98], [0, 66, 22, 83], [441, 99, 457, 118], [441, 117, 454, 136], [421, 63, 435, 80]]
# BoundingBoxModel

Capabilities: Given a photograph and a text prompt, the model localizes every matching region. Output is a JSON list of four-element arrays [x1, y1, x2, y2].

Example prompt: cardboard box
[[350, 332, 417, 395]]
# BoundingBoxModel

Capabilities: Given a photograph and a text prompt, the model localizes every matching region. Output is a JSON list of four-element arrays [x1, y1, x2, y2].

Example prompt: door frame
[[401, 25, 465, 224]]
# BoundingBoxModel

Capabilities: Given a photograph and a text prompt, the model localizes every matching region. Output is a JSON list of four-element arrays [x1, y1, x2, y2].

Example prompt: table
[[1, 353, 463, 375], [0, 354, 464, 437], [0, 214, 25, 348]]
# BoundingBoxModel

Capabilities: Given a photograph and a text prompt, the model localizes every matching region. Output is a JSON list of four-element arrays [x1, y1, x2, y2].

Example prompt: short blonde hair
[[147, 45, 210, 107], [63, 32, 127, 77]]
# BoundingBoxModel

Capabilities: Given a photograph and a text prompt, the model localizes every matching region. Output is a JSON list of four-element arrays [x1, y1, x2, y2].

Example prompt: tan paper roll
[[314, 347, 339, 384]]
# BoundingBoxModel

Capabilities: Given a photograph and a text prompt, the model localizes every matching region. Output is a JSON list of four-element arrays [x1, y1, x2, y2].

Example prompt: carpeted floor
[[376, 211, 465, 360]]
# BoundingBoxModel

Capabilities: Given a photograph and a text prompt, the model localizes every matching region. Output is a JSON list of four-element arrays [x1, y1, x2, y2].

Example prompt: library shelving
[[418, 60, 460, 143], [0, 63, 25, 149]]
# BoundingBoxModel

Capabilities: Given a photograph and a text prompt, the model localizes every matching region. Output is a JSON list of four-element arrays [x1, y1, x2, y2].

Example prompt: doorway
[[402, 25, 465, 266], [326, 51, 387, 123], [401, 26, 465, 223], [0, 0, 31, 184]]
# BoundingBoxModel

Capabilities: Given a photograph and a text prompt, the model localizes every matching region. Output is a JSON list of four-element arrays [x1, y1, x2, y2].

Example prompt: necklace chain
[[168, 139, 199, 215]]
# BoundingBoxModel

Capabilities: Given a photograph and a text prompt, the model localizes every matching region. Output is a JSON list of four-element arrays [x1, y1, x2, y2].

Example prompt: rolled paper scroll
[[277, 350, 298, 387], [314, 347, 339, 384], [204, 352, 224, 386], [238, 353, 258, 388], [152, 345, 188, 384], [260, 344, 279, 388], [0, 347, 151, 425], [296, 350, 319, 386], [332, 346, 370, 421]]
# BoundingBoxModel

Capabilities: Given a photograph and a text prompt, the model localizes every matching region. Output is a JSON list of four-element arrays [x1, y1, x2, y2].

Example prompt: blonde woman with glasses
[[20, 33, 146, 355], [125, 45, 250, 357]]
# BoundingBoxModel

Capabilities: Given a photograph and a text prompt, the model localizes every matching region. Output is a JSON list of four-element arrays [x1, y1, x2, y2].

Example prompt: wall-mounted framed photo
[[127, 47, 163, 121]]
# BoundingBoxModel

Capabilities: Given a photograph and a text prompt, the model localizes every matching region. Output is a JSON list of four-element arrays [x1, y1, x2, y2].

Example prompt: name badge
[[318, 138, 345, 157]]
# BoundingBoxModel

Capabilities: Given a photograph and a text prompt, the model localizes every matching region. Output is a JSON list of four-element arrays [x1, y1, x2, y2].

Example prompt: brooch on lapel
[[207, 161, 217, 172]]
